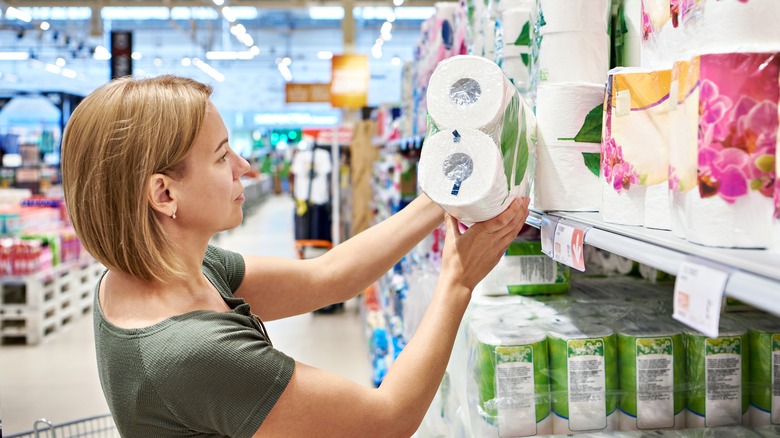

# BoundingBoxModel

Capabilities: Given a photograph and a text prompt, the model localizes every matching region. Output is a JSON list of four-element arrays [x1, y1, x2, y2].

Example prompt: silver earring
[[171, 210, 177, 219]]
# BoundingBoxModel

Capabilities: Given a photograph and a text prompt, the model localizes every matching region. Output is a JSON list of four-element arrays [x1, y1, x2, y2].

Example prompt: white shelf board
[[527, 210, 780, 315]]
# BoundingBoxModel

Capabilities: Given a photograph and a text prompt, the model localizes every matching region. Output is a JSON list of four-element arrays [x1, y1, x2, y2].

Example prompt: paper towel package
[[601, 67, 672, 228], [534, 31, 611, 85], [668, 58, 699, 240], [422, 55, 536, 223], [683, 53, 779, 248], [536, 0, 611, 35]]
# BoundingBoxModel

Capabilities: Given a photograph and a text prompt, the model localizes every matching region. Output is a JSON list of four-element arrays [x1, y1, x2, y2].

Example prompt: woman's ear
[[148, 173, 176, 219]]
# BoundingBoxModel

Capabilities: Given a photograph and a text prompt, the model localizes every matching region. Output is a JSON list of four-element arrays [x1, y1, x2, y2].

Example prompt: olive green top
[[94, 245, 294, 437]]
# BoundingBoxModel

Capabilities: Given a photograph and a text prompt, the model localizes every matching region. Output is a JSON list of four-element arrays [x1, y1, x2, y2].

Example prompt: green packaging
[[503, 240, 571, 295], [548, 323, 619, 434], [471, 321, 552, 437], [616, 317, 686, 431], [745, 313, 780, 427], [685, 317, 749, 428]]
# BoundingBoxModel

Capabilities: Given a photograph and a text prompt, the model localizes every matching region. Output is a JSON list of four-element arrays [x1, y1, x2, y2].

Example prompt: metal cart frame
[[5, 414, 118, 438]]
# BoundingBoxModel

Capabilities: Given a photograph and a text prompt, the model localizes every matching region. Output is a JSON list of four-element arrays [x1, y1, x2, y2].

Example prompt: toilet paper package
[[500, 7, 533, 59], [533, 31, 611, 85], [685, 316, 750, 428], [601, 67, 673, 228], [536, 0, 611, 35], [668, 58, 699, 240], [616, 317, 686, 431], [743, 313, 780, 427], [534, 83, 604, 211], [548, 323, 619, 434], [684, 53, 779, 248], [614, 0, 642, 67], [468, 320, 552, 437], [422, 55, 535, 223]]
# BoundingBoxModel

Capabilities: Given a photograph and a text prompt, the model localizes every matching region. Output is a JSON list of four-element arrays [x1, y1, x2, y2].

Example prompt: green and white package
[[616, 317, 686, 431], [548, 323, 619, 434], [496, 240, 570, 296], [469, 321, 551, 437], [685, 317, 749, 428], [744, 313, 780, 427], [420, 55, 535, 225]]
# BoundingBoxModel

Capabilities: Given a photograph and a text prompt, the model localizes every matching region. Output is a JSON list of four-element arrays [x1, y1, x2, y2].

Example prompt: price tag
[[552, 222, 587, 272], [672, 261, 730, 338], [539, 216, 559, 257]]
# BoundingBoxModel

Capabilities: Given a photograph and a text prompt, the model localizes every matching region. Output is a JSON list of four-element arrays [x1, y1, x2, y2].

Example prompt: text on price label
[[672, 261, 730, 338], [552, 222, 586, 272]]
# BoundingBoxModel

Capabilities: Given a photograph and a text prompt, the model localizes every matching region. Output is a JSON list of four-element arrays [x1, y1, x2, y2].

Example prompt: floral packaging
[[673, 52, 778, 248], [601, 67, 673, 229]]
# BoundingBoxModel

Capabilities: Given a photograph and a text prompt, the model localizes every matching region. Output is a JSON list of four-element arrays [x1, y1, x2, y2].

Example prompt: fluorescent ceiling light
[[55, 57, 66, 67], [40, 22, 51, 31], [193, 58, 225, 82], [371, 45, 382, 59], [206, 50, 255, 60], [309, 7, 344, 20], [45, 64, 62, 74], [317, 51, 333, 60], [0, 52, 30, 61], [249, 46, 261, 56], [253, 113, 339, 127], [102, 7, 170, 20], [213, 0, 224, 5], [6, 7, 32, 22], [221, 6, 237, 23], [181, 57, 192, 66], [131, 52, 142, 60], [392, 56, 402, 66], [393, 0, 404, 6], [240, 34, 254, 47], [230, 24, 246, 36], [276, 58, 292, 82], [61, 68, 78, 79], [381, 22, 392, 34], [170, 7, 218, 20]]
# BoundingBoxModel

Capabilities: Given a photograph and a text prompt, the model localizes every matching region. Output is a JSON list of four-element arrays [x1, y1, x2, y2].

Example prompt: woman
[[61, 75, 529, 437]]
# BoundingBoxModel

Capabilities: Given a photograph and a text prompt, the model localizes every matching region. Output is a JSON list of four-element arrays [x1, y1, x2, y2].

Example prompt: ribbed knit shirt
[[93, 245, 295, 437]]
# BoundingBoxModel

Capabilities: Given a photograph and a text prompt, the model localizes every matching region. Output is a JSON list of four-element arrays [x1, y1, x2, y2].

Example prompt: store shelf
[[526, 210, 780, 315]]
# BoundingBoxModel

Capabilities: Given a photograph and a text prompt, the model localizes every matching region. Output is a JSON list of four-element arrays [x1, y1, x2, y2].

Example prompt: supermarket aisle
[[0, 194, 370, 434]]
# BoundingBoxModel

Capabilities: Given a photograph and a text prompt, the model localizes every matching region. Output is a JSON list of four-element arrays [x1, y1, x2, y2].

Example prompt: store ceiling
[[0, 0, 435, 122]]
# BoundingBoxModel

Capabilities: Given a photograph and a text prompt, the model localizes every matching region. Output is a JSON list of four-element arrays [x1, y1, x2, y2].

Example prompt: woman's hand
[[440, 197, 531, 292]]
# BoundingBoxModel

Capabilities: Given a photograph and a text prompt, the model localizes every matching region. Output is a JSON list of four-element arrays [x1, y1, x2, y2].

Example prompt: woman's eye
[[219, 151, 229, 162]]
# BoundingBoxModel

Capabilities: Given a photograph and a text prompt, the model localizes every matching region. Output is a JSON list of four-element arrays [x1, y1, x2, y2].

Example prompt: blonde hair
[[62, 75, 213, 283]]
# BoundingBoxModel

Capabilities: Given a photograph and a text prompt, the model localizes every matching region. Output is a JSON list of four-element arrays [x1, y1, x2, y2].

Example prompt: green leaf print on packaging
[[496, 345, 533, 364], [558, 103, 604, 143], [514, 22, 531, 47], [521, 53, 530, 67], [582, 152, 601, 177]]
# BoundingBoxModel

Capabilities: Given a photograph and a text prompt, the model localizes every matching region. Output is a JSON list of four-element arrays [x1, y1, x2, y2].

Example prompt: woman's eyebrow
[[214, 138, 229, 153]]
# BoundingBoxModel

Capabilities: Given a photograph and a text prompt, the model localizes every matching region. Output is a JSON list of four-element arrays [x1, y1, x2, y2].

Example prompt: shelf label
[[539, 216, 558, 258], [673, 261, 730, 338], [552, 222, 587, 272]]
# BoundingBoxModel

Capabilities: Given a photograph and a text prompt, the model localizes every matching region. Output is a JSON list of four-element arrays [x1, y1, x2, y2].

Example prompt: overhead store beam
[[342, 0, 354, 52], [6, 0, 436, 7]]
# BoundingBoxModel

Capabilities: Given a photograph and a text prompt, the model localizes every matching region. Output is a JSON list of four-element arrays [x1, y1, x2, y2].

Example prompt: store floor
[[0, 194, 371, 434]]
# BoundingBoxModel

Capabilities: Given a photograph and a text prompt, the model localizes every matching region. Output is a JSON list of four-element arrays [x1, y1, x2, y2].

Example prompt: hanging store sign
[[110, 31, 133, 79], [330, 54, 369, 109], [286, 83, 331, 103]]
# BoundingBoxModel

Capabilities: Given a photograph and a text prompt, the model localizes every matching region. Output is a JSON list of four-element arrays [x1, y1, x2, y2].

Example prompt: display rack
[[526, 210, 780, 316]]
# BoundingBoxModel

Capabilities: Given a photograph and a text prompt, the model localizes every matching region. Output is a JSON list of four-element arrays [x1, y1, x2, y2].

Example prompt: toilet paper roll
[[435, 1, 459, 57], [668, 58, 699, 239], [548, 324, 619, 434], [685, 318, 750, 428], [535, 145, 601, 212], [501, 7, 532, 59], [601, 178, 646, 226], [685, 53, 779, 249], [419, 128, 511, 224], [503, 56, 531, 92], [744, 314, 780, 428], [537, 0, 611, 35], [616, 317, 686, 431], [535, 83, 606, 149], [427, 55, 517, 132], [696, 0, 780, 55], [644, 182, 671, 230], [535, 31, 610, 85]]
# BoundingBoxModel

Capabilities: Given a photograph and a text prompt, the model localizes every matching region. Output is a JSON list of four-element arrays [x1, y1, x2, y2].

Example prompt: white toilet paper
[[502, 56, 531, 92], [535, 83, 604, 212], [686, 191, 776, 249], [696, 0, 780, 55], [668, 58, 699, 240], [419, 128, 513, 224], [602, 67, 672, 228], [537, 0, 611, 35], [427, 55, 516, 133], [645, 182, 671, 230], [535, 144, 601, 212], [535, 31, 611, 85], [501, 7, 532, 59], [616, 0, 642, 67], [535, 83, 606, 148]]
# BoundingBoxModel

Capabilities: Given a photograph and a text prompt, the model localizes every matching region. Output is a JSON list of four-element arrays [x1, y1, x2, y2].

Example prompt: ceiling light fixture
[[206, 50, 255, 60], [193, 57, 225, 82], [276, 57, 292, 82], [55, 57, 66, 67], [221, 7, 237, 23], [317, 51, 333, 60], [212, 0, 225, 5], [5, 7, 32, 23], [181, 57, 192, 66], [40, 21, 51, 31], [93, 45, 111, 60], [0, 51, 30, 61], [131, 52, 142, 60]]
